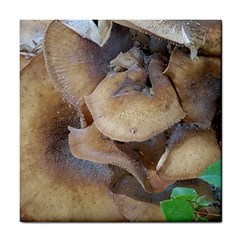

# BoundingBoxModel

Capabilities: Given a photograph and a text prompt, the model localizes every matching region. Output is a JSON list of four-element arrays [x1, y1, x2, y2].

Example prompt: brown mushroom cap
[[84, 57, 185, 142], [164, 49, 221, 128], [110, 46, 144, 70], [113, 175, 165, 221], [69, 122, 174, 193], [43, 20, 133, 111], [115, 20, 221, 59], [68, 123, 152, 192], [156, 124, 221, 180], [20, 54, 125, 221]]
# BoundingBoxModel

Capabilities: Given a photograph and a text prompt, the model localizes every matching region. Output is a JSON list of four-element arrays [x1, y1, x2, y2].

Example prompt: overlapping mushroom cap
[[43, 20, 133, 111], [21, 20, 222, 222], [157, 124, 221, 180], [68, 123, 174, 193], [20, 54, 126, 221], [164, 49, 221, 128], [85, 56, 186, 142], [114, 20, 221, 59]]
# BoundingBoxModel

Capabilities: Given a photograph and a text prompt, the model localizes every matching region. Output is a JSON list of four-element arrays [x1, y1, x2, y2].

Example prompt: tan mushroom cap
[[43, 20, 133, 111], [113, 175, 165, 221], [68, 123, 152, 192], [164, 49, 221, 128], [84, 57, 186, 142], [110, 46, 144, 70], [69, 123, 174, 193], [114, 20, 221, 59], [20, 54, 125, 221], [156, 124, 221, 180]]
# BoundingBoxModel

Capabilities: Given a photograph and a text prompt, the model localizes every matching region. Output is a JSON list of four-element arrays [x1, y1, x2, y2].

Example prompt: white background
[[0, 0, 239, 239]]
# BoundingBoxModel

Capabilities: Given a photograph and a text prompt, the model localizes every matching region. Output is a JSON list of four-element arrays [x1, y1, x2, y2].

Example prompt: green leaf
[[196, 196, 212, 207], [170, 187, 198, 201], [199, 160, 221, 187], [160, 198, 195, 222]]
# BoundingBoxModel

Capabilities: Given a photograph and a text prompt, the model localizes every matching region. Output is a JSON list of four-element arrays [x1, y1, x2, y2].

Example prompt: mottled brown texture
[[69, 123, 173, 193], [157, 124, 221, 180], [85, 58, 185, 142], [114, 20, 221, 59], [164, 49, 221, 128], [43, 20, 133, 111], [20, 54, 124, 222], [113, 175, 165, 221]]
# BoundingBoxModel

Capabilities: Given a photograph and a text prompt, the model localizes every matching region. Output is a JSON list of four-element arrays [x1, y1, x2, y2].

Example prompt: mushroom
[[20, 54, 125, 221], [84, 55, 186, 142], [69, 123, 174, 193], [156, 124, 221, 180], [113, 175, 220, 221], [43, 20, 133, 113], [113, 175, 165, 221], [164, 49, 221, 128], [110, 46, 144, 71], [114, 20, 221, 59]]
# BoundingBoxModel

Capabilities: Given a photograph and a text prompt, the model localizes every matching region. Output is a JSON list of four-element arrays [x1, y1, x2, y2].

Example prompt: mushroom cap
[[115, 20, 221, 59], [156, 124, 221, 180], [20, 54, 124, 221], [43, 20, 133, 111], [113, 175, 165, 221], [69, 122, 174, 193], [68, 123, 152, 192], [84, 56, 185, 142], [164, 49, 221, 128], [110, 46, 144, 70]]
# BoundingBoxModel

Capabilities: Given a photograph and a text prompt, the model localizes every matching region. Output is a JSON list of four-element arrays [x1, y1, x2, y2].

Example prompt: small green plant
[[160, 160, 221, 222]]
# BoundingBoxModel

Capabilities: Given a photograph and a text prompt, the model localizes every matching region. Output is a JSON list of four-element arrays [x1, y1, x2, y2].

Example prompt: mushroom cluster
[[20, 20, 221, 221]]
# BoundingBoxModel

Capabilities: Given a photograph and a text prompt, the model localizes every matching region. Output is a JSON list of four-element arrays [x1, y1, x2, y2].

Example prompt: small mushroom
[[164, 49, 221, 128], [84, 56, 185, 142], [43, 20, 133, 111], [20, 54, 124, 221], [156, 124, 221, 180], [114, 20, 221, 59], [110, 46, 144, 70]]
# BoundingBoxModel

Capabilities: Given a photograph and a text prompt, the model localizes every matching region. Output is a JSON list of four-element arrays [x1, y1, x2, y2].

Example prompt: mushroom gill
[[84, 56, 186, 142], [43, 20, 133, 111], [164, 49, 221, 128], [20, 54, 125, 221], [156, 124, 221, 180]]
